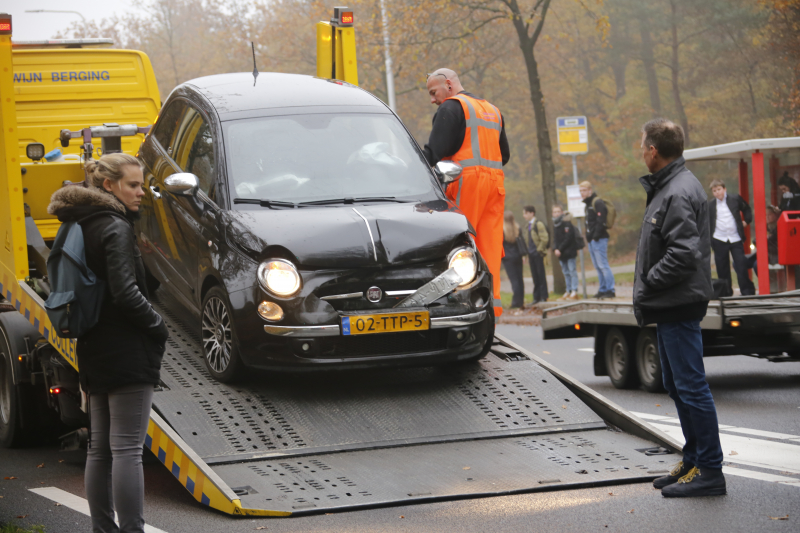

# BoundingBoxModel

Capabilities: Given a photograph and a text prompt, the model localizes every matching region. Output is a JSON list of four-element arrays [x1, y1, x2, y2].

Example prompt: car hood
[[223, 200, 472, 268]]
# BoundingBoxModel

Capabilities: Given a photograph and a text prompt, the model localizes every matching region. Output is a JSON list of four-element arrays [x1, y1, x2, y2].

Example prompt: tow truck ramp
[[146, 293, 681, 516]]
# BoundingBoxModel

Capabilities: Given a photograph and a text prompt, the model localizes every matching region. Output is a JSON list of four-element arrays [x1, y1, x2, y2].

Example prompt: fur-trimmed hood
[[47, 185, 126, 218]]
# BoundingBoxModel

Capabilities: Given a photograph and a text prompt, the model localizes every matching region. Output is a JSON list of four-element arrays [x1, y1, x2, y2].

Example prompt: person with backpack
[[47, 153, 168, 533], [580, 180, 616, 299], [522, 205, 549, 304], [552, 204, 579, 300]]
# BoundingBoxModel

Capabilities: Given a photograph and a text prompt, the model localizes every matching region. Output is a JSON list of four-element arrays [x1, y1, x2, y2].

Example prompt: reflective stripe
[[458, 157, 503, 169], [494, 298, 502, 306], [456, 180, 463, 205], [452, 95, 502, 169]]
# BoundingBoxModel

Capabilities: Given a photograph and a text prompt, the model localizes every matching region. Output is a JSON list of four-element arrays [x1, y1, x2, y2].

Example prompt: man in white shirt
[[708, 180, 755, 295]]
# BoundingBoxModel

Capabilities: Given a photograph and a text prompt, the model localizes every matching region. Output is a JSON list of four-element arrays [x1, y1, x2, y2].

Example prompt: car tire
[[636, 329, 665, 393], [604, 327, 639, 389], [201, 287, 245, 383]]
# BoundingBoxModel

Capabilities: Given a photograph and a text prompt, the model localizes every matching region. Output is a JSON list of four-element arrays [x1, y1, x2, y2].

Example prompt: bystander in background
[[522, 205, 549, 304], [501, 211, 526, 309], [708, 179, 755, 296], [552, 205, 579, 301], [580, 181, 616, 299]]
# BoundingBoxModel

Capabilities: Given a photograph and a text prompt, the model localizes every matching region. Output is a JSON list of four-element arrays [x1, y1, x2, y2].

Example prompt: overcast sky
[[0, 0, 135, 41]]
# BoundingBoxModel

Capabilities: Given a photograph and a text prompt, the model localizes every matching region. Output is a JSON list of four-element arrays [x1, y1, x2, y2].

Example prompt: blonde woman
[[48, 153, 168, 533], [501, 211, 526, 308]]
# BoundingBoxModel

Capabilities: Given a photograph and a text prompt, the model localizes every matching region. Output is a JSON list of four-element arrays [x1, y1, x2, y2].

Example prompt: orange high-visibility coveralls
[[442, 94, 505, 317]]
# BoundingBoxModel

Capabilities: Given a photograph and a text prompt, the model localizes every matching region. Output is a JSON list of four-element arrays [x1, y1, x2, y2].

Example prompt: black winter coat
[[708, 193, 752, 242], [633, 157, 713, 326], [583, 193, 610, 242], [48, 186, 168, 393], [553, 215, 578, 261]]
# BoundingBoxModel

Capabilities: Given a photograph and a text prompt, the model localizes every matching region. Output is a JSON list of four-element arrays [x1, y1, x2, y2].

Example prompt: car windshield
[[224, 113, 437, 205]]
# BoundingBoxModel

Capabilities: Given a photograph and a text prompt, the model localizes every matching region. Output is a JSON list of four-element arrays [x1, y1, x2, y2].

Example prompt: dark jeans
[[528, 251, 548, 302], [712, 238, 755, 296], [86, 383, 154, 533], [657, 320, 723, 470], [502, 256, 525, 308]]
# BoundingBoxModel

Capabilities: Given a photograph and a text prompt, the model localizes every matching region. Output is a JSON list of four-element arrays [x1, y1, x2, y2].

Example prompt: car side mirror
[[435, 161, 463, 184], [164, 173, 199, 196]]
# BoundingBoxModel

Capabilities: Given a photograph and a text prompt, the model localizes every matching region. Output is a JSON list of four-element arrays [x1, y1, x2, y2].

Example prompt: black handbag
[[516, 234, 529, 256]]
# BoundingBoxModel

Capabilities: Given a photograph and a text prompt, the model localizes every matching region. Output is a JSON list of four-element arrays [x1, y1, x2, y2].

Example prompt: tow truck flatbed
[[137, 290, 681, 516]]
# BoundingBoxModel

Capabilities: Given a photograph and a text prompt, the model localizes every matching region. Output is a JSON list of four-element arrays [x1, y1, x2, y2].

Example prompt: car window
[[223, 113, 435, 204], [152, 100, 187, 151], [173, 107, 216, 203]]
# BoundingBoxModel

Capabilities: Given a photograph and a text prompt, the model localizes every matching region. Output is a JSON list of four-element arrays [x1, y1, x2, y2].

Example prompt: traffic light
[[316, 7, 358, 86]]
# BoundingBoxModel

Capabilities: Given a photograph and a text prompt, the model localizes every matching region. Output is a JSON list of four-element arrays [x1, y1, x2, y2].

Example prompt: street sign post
[[557, 116, 588, 155], [566, 184, 585, 217], [557, 116, 589, 298]]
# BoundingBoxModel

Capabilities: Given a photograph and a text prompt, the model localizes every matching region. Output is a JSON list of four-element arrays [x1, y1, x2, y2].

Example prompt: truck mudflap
[[145, 296, 682, 516]]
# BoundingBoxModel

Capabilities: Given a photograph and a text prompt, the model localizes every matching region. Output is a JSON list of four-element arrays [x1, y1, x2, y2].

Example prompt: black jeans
[[502, 256, 525, 308], [528, 251, 548, 302], [657, 320, 723, 470], [712, 238, 755, 296]]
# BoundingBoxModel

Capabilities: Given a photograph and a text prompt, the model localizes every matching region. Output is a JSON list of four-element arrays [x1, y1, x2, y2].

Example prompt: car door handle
[[149, 185, 161, 199]]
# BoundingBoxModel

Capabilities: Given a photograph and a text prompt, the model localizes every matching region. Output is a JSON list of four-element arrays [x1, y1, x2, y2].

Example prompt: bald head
[[426, 68, 465, 106]]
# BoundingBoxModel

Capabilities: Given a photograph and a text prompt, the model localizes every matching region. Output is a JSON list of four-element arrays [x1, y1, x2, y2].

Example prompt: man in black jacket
[[708, 180, 755, 295], [552, 205, 579, 300], [634, 118, 724, 498], [580, 181, 615, 299]]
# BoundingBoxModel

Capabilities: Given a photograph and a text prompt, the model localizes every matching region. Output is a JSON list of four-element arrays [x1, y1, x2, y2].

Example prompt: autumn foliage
[[58, 0, 799, 257]]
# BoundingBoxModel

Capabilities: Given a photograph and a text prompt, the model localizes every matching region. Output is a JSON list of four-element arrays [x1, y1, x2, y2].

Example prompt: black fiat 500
[[136, 72, 495, 381]]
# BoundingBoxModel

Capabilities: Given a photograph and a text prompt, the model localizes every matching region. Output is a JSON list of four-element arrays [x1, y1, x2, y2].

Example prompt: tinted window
[[173, 107, 216, 202], [224, 114, 435, 204], [152, 100, 187, 150]]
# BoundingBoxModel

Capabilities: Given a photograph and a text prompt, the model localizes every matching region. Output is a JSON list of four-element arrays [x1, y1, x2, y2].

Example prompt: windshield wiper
[[299, 196, 408, 206], [233, 198, 301, 208]]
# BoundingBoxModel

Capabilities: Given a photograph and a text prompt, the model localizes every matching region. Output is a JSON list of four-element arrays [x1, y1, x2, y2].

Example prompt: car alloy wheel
[[200, 287, 245, 382], [203, 296, 232, 373]]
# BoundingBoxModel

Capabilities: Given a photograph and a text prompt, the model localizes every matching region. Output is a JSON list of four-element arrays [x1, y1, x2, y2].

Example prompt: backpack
[[537, 219, 551, 248], [592, 196, 617, 229], [45, 213, 115, 338], [573, 228, 586, 250]]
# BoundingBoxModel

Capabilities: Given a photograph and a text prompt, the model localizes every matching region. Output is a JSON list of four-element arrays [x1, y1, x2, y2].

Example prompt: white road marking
[[649, 422, 800, 477], [29, 487, 169, 533], [577, 348, 594, 352], [632, 411, 800, 441], [721, 466, 800, 486]]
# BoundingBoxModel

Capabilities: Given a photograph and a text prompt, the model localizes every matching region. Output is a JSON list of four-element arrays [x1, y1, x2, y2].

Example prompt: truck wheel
[[604, 327, 639, 389], [0, 325, 34, 447], [636, 329, 665, 393], [201, 287, 245, 383]]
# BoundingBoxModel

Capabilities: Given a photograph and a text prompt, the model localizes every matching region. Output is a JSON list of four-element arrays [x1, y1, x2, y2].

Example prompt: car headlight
[[258, 259, 301, 297], [449, 248, 477, 287]]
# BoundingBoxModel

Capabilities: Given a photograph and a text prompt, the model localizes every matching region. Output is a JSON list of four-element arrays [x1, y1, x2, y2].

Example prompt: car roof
[[181, 72, 389, 121]]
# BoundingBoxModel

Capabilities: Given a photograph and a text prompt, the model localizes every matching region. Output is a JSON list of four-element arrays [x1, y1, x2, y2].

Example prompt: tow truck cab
[[14, 40, 160, 240]]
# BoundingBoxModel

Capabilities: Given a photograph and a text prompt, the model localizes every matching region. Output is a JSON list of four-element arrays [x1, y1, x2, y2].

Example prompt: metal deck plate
[[215, 429, 674, 515], [152, 302, 604, 464]]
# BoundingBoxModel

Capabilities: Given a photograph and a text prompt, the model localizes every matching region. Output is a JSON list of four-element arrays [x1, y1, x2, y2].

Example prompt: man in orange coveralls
[[423, 68, 510, 317]]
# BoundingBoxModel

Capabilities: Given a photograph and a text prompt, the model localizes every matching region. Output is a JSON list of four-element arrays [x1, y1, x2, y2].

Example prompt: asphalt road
[[1, 325, 798, 532]]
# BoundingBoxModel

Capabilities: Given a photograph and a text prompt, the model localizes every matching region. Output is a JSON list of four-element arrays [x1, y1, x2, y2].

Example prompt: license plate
[[342, 311, 430, 336]]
